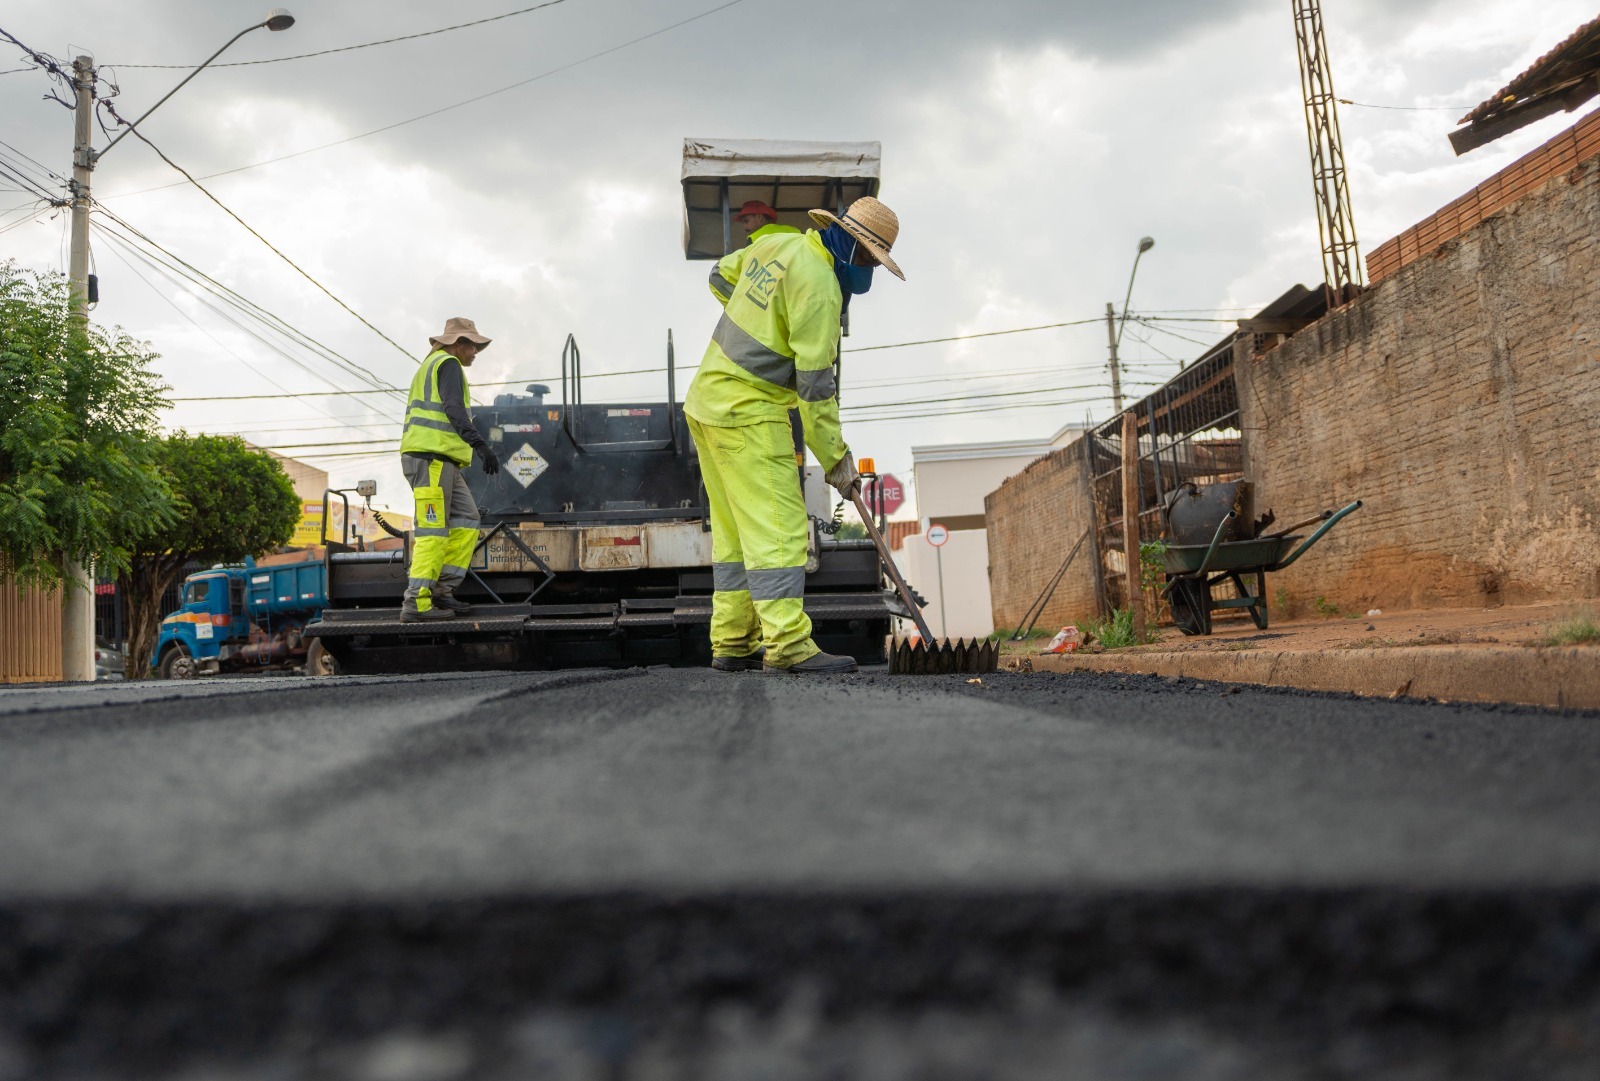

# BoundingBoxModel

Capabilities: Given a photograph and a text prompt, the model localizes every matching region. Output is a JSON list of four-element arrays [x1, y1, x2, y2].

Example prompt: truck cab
[[154, 570, 245, 679]]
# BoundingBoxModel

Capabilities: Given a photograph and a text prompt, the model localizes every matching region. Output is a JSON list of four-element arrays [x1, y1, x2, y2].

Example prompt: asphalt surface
[[2, 667, 1598, 1078]]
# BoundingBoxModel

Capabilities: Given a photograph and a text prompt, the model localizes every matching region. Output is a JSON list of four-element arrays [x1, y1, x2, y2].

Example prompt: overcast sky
[[2, 0, 1595, 513]]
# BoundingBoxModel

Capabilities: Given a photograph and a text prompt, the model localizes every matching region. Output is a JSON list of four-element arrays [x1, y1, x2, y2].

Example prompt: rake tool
[[850, 490, 998, 675]]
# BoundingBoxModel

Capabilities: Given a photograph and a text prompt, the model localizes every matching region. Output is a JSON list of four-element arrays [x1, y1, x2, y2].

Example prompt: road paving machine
[[304, 140, 921, 673]]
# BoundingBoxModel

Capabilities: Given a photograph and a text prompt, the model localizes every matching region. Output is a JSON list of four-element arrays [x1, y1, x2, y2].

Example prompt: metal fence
[[1086, 336, 1243, 611]]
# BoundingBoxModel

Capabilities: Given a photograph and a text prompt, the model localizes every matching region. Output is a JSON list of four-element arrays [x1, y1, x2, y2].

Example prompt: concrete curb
[[1030, 646, 1600, 711]]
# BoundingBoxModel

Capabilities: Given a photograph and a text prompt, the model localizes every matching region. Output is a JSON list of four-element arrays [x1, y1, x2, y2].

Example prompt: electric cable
[[101, 107, 415, 367], [99, 0, 751, 200], [94, 205, 406, 394], [112, 1, 573, 68]]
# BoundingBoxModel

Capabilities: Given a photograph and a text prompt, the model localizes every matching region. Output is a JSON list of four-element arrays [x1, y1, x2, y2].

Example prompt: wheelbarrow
[[1160, 500, 1363, 636]]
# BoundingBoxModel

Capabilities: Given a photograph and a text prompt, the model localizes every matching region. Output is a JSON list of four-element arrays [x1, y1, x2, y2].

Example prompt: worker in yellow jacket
[[398, 317, 501, 622], [687, 196, 904, 674]]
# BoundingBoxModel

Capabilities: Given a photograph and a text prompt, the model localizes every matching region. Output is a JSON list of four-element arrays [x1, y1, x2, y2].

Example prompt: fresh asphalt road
[[2, 668, 1598, 1079]]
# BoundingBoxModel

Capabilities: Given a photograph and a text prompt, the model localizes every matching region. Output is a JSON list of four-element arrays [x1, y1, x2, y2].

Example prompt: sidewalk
[[1014, 602, 1600, 710]]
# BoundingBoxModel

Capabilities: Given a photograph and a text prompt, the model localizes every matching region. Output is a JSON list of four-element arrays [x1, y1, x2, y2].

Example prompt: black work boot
[[400, 602, 456, 623], [431, 593, 473, 615], [765, 650, 859, 675], [711, 649, 765, 673]]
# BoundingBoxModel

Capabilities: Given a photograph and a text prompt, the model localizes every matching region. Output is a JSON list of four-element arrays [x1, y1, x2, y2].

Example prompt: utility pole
[[1291, 0, 1363, 306], [60, 55, 97, 683], [1104, 301, 1124, 414]]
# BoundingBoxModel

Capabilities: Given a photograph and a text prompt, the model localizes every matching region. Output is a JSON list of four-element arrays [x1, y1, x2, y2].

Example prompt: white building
[[899, 423, 1085, 638]]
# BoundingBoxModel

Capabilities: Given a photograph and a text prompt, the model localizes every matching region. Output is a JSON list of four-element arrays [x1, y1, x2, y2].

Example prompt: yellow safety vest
[[687, 229, 848, 471], [400, 349, 474, 466]]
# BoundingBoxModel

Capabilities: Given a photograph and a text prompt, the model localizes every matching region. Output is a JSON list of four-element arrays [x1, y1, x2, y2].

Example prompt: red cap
[[734, 200, 778, 221]]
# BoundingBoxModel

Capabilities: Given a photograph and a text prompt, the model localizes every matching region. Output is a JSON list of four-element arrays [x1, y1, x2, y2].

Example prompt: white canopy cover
[[681, 138, 882, 259]]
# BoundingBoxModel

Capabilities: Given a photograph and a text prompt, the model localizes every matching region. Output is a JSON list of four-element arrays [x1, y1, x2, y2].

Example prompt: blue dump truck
[[153, 552, 337, 678]]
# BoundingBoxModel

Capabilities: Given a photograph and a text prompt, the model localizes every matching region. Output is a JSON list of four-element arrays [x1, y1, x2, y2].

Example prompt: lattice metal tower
[[1292, 0, 1364, 305]]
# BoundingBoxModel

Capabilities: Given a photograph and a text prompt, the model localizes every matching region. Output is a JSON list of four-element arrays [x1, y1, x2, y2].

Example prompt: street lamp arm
[[97, 19, 271, 159], [1113, 248, 1145, 352]]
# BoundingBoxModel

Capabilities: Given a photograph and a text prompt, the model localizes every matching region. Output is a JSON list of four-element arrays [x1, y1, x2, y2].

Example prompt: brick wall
[[985, 436, 1101, 632], [1238, 150, 1600, 613], [1368, 106, 1600, 282]]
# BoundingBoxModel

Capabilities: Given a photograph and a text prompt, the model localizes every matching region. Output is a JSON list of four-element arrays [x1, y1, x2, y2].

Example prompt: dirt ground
[[1012, 601, 1598, 658]]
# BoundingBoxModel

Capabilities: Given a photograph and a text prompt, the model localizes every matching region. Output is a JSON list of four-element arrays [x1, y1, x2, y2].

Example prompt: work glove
[[478, 447, 501, 476], [825, 451, 860, 498]]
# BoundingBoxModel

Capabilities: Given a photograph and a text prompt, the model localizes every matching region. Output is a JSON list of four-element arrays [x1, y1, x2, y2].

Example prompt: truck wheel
[[305, 639, 340, 677], [158, 646, 197, 680]]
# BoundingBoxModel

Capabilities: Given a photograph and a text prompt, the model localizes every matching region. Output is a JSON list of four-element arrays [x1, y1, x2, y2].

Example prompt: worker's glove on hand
[[479, 447, 501, 476], [825, 452, 860, 498]]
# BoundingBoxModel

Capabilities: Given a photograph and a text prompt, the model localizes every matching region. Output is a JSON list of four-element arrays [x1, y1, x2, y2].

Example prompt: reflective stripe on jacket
[[685, 229, 848, 471], [400, 349, 474, 466]]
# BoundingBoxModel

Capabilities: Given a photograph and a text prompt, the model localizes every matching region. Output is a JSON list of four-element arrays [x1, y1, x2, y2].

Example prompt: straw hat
[[429, 316, 492, 351], [808, 196, 904, 280]]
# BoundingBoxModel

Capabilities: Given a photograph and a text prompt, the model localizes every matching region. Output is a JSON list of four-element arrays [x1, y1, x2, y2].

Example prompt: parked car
[[94, 637, 126, 680]]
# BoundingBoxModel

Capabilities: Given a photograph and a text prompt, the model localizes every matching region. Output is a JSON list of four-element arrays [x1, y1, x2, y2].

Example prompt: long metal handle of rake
[[851, 489, 936, 643], [1012, 526, 1092, 641]]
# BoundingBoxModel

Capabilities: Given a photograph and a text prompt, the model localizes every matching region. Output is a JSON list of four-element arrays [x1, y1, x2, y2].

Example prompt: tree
[[0, 261, 173, 590], [121, 434, 301, 678]]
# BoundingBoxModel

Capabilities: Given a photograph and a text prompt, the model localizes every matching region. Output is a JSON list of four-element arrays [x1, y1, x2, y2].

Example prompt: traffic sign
[[868, 472, 906, 516], [926, 523, 949, 547]]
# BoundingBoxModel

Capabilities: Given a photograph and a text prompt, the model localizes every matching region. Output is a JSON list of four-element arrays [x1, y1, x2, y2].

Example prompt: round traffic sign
[[926, 523, 949, 547]]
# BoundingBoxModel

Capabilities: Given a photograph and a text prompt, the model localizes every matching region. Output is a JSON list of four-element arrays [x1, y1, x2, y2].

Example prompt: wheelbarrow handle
[[1272, 499, 1363, 571], [851, 489, 936, 644]]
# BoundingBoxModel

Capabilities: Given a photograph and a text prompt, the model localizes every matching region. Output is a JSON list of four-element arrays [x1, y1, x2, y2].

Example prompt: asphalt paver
[[2, 668, 1597, 1078]]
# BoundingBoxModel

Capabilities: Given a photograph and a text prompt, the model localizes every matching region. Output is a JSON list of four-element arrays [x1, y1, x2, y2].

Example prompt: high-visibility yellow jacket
[[747, 222, 801, 244], [687, 229, 848, 471], [400, 349, 474, 466]]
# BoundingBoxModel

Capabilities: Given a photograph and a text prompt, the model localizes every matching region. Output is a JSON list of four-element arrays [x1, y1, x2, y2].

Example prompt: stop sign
[[866, 472, 905, 516]]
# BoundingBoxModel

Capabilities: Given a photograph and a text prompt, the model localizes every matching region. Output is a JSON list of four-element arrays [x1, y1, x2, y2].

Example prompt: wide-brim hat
[[808, 195, 904, 280], [429, 316, 492, 351]]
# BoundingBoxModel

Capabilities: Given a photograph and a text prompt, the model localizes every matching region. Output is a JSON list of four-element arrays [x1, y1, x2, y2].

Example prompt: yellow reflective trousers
[[402, 455, 479, 612], [688, 415, 818, 669]]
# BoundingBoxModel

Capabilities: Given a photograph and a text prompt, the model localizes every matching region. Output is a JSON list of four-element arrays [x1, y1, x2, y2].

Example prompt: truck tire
[[158, 645, 197, 680], [305, 638, 340, 677]]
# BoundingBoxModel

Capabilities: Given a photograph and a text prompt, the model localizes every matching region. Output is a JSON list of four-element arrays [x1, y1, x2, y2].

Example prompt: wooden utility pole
[[1120, 410, 1145, 639]]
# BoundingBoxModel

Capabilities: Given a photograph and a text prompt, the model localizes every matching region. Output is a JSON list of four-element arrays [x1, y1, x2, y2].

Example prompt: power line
[[101, 109, 415, 367], [100, 0, 750, 200], [94, 226, 397, 444], [112, 1, 572, 68], [842, 317, 1102, 352], [93, 211, 412, 416]]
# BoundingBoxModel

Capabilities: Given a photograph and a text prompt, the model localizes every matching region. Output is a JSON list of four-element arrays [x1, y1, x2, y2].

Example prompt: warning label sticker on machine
[[507, 443, 549, 488]]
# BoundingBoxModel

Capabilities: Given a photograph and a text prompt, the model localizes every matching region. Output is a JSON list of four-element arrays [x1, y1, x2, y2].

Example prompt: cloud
[[2, 0, 1596, 505]]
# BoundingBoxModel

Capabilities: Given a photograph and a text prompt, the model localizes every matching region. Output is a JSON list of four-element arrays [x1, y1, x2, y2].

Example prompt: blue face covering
[[820, 223, 875, 296]]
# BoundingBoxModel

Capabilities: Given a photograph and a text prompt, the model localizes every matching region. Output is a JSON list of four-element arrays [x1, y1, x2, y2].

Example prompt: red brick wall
[[1239, 151, 1600, 613], [1368, 107, 1600, 283], [985, 437, 1100, 632]]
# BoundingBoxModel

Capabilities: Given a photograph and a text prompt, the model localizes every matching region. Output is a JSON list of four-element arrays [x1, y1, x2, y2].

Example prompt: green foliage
[[121, 433, 301, 678], [1544, 612, 1598, 647], [1077, 607, 1158, 650], [833, 520, 867, 541], [1312, 595, 1341, 618], [138, 433, 301, 564], [1274, 586, 1294, 617], [0, 262, 173, 589], [1138, 539, 1168, 593]]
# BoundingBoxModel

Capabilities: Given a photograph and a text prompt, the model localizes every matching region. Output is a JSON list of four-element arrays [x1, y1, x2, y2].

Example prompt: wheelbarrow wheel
[[1167, 576, 1212, 636]]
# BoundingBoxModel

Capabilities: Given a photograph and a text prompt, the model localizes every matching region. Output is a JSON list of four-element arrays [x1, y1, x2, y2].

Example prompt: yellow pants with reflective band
[[402, 455, 479, 612], [688, 415, 818, 669]]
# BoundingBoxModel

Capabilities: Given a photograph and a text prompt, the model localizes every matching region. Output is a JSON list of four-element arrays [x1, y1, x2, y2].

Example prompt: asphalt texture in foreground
[[2, 668, 1598, 1079]]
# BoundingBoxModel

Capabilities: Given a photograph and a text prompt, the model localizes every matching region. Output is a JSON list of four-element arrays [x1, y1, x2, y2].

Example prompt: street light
[[97, 9, 295, 159], [1105, 235, 1154, 413], [57, 9, 295, 683]]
